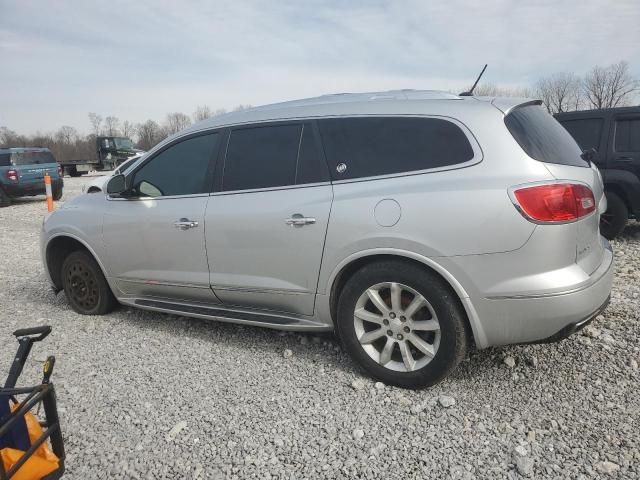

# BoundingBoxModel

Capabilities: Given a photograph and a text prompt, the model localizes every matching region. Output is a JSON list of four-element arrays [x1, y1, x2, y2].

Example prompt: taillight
[[5, 169, 18, 182], [512, 183, 596, 223]]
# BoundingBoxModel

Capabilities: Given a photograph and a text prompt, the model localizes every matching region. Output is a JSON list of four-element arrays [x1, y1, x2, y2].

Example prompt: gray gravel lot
[[1, 175, 639, 479]]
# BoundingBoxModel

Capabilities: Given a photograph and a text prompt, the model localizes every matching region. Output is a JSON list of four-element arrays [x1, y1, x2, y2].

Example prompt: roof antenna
[[459, 64, 488, 96]]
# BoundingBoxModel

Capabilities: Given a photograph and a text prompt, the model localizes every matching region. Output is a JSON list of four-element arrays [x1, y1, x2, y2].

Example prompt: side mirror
[[106, 174, 127, 196]]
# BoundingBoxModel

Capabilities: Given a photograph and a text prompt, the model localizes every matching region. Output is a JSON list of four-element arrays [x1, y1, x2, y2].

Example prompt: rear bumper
[[526, 294, 610, 344], [469, 240, 614, 347], [4, 178, 63, 197]]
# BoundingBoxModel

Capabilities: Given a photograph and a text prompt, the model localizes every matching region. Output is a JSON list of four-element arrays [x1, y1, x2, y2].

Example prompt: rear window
[[505, 105, 587, 167], [0, 153, 10, 167], [10, 150, 57, 166], [318, 117, 475, 180], [558, 118, 603, 152]]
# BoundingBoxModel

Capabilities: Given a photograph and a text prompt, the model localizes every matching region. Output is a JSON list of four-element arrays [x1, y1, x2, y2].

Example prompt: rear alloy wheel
[[353, 282, 441, 372], [600, 192, 627, 240], [337, 261, 469, 389], [62, 250, 116, 315]]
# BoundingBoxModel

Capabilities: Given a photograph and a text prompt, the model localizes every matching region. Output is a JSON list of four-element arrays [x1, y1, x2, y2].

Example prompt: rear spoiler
[[491, 98, 543, 115]]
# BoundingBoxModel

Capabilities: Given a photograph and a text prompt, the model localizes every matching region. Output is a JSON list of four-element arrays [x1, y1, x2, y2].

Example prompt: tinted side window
[[559, 118, 603, 151], [296, 124, 329, 184], [0, 153, 10, 167], [615, 118, 640, 152], [223, 124, 301, 191], [505, 105, 587, 167], [318, 117, 474, 180], [131, 133, 218, 197]]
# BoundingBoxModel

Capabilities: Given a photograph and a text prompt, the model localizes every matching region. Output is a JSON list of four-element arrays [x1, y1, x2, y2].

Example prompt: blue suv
[[0, 148, 63, 207]]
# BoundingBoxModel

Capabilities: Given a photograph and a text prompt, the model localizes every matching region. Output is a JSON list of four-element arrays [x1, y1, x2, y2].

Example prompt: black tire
[[600, 192, 628, 240], [61, 250, 117, 315], [52, 184, 63, 201], [0, 187, 10, 208], [336, 260, 469, 389], [67, 166, 82, 177]]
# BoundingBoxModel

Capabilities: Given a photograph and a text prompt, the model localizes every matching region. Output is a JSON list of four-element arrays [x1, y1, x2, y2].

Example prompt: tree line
[[1, 60, 637, 158]]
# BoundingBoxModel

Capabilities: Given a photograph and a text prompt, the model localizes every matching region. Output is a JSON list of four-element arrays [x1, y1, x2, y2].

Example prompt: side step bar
[[133, 298, 331, 331]]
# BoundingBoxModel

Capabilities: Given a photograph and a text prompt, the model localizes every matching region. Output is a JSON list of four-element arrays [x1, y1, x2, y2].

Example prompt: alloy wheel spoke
[[399, 341, 416, 371], [354, 308, 385, 325], [411, 319, 440, 332], [407, 334, 436, 357], [390, 282, 402, 312], [403, 296, 426, 319], [378, 337, 395, 365], [359, 328, 386, 345], [367, 288, 390, 315]]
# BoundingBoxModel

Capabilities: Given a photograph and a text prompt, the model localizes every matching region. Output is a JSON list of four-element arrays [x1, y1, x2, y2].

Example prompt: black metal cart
[[0, 326, 65, 480]]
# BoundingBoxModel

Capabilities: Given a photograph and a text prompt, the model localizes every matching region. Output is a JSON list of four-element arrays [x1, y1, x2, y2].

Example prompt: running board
[[133, 298, 330, 331]]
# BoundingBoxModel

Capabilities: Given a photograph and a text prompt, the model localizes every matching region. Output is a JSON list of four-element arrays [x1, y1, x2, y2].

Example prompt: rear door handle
[[174, 218, 199, 230], [285, 213, 316, 227]]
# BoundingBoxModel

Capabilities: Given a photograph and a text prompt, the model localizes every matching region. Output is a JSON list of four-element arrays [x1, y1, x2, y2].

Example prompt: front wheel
[[336, 260, 469, 389], [62, 250, 117, 315], [600, 192, 628, 240]]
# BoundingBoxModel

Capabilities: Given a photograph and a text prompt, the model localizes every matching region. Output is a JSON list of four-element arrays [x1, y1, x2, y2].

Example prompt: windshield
[[11, 150, 57, 165], [505, 105, 588, 168], [114, 138, 135, 150]]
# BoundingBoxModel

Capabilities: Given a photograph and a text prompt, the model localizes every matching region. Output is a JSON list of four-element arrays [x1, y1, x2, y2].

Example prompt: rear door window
[[558, 118, 603, 152], [318, 117, 475, 180], [614, 118, 640, 152], [505, 105, 588, 167]]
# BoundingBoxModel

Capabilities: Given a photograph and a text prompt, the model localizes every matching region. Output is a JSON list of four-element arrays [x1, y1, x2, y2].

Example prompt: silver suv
[[41, 90, 614, 388]]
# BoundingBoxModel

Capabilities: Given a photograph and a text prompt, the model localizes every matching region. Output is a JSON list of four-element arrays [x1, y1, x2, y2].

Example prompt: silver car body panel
[[41, 90, 614, 349]]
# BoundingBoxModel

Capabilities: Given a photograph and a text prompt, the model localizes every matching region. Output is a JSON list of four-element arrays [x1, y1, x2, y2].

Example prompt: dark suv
[[555, 107, 640, 238], [0, 148, 63, 207]]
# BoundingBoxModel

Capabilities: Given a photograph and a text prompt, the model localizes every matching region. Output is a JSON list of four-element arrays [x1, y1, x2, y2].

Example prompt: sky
[[1, 0, 639, 134]]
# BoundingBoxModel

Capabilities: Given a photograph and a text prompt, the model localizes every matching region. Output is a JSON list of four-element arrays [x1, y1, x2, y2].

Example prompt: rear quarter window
[[505, 105, 588, 167], [0, 153, 10, 167], [318, 117, 475, 180]]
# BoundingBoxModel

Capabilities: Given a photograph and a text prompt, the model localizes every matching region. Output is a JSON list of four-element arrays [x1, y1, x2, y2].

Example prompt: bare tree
[[232, 104, 252, 112], [0, 126, 20, 147], [583, 61, 639, 109], [193, 105, 212, 122], [463, 83, 532, 98], [535, 72, 583, 113], [104, 116, 120, 136], [88, 112, 103, 135], [121, 120, 136, 139], [213, 108, 228, 116], [165, 112, 192, 136], [136, 120, 162, 150], [55, 126, 78, 144]]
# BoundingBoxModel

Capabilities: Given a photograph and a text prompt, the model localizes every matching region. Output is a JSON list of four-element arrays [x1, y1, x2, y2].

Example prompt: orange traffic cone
[[44, 174, 54, 212]]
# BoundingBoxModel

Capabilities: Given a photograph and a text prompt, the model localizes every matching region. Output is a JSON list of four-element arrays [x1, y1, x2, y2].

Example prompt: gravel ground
[[1, 175, 639, 479]]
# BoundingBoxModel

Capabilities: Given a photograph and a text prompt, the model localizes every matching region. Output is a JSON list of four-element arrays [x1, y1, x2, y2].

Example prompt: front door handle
[[174, 218, 199, 230], [285, 213, 316, 227]]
